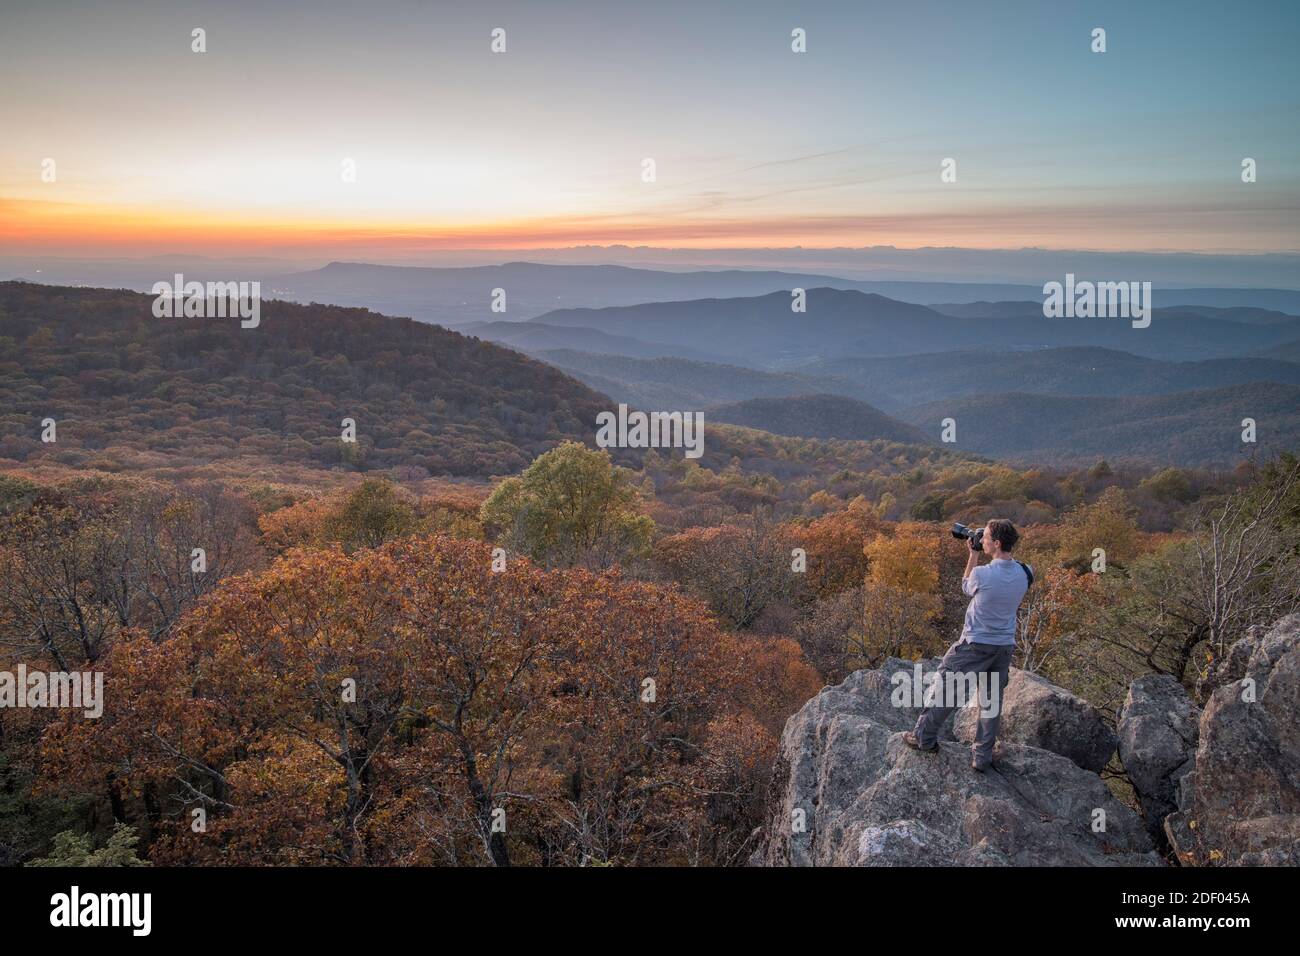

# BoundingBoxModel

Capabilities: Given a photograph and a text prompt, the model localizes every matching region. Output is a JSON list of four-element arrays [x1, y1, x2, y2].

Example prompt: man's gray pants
[[912, 639, 1015, 764]]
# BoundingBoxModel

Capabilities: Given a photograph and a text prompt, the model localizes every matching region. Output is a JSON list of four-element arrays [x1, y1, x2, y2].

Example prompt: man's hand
[[963, 545, 980, 580]]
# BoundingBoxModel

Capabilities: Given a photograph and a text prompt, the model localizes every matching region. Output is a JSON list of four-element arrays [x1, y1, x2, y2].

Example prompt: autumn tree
[[1086, 456, 1300, 695], [39, 535, 792, 867], [0, 481, 258, 667], [1015, 565, 1104, 674], [320, 478, 420, 552], [792, 586, 865, 683], [258, 478, 422, 554], [655, 512, 795, 629], [853, 523, 943, 665], [785, 501, 883, 601], [1056, 486, 1142, 570]]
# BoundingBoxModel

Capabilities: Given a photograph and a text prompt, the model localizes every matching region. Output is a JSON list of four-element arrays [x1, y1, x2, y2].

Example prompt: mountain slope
[[0, 282, 610, 478], [705, 394, 928, 444], [459, 320, 729, 362], [537, 350, 874, 409], [1253, 338, 1300, 363], [931, 301, 1300, 325], [897, 383, 1300, 466], [798, 347, 1300, 412]]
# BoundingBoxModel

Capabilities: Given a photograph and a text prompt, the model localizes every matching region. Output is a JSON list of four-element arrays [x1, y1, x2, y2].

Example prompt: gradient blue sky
[[2, 0, 1297, 255]]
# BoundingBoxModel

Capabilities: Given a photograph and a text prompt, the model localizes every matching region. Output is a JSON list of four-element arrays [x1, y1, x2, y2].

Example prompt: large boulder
[[1165, 614, 1300, 865], [953, 668, 1118, 772], [754, 658, 1159, 866], [1117, 674, 1198, 845]]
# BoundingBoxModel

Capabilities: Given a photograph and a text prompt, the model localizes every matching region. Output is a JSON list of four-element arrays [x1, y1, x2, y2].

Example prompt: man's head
[[982, 518, 1019, 557]]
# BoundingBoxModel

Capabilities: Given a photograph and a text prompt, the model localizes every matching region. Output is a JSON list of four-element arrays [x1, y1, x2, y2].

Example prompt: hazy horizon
[[6, 244, 1300, 292]]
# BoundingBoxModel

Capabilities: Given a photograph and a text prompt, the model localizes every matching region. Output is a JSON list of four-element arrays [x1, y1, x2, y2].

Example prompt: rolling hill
[[704, 394, 929, 444], [797, 347, 1300, 412], [458, 320, 729, 362], [1255, 339, 1300, 363], [0, 282, 610, 478], [897, 382, 1300, 466], [536, 350, 874, 409], [540, 344, 1300, 415]]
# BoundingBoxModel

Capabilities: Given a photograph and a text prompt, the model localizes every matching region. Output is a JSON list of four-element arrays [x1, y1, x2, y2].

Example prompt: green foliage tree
[[1078, 457, 1300, 699], [909, 492, 946, 521], [480, 442, 655, 567], [321, 478, 419, 552], [1139, 467, 1194, 504], [0, 752, 92, 866], [27, 823, 150, 867]]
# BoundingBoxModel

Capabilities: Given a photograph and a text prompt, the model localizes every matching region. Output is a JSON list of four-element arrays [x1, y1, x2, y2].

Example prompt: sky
[[2, 0, 1298, 259]]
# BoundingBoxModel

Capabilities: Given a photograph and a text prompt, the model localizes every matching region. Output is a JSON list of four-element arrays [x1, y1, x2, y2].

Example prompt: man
[[903, 519, 1030, 772]]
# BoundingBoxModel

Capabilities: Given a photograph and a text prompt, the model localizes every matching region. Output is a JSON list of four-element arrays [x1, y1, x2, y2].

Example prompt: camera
[[951, 522, 984, 549]]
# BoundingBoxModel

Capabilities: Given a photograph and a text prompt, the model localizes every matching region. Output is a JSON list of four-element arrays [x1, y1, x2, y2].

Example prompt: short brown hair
[[987, 519, 1019, 552]]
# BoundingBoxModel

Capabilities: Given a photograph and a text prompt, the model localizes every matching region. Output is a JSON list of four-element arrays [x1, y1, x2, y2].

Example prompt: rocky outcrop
[[757, 613, 1300, 867], [754, 658, 1159, 866], [954, 669, 1118, 773], [1117, 674, 1199, 845], [1163, 614, 1300, 866]]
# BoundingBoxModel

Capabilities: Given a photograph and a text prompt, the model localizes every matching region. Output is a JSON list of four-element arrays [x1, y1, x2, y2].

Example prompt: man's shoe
[[971, 759, 991, 773], [903, 731, 938, 753]]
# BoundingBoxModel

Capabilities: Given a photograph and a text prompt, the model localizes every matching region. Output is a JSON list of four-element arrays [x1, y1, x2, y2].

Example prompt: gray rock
[[953, 668, 1118, 773], [1117, 674, 1199, 843], [756, 658, 1160, 867], [1165, 613, 1300, 866]]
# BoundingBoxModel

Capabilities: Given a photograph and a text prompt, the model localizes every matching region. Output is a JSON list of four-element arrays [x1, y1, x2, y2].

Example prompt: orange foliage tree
[[1015, 565, 1104, 674], [654, 514, 796, 629], [784, 502, 883, 601], [40, 536, 794, 866]]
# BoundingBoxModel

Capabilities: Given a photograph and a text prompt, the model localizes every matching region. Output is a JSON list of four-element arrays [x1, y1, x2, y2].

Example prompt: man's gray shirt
[[960, 557, 1030, 646]]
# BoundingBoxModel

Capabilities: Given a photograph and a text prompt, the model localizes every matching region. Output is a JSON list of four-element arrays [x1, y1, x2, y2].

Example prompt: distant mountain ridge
[[263, 261, 925, 326], [531, 288, 1300, 364], [931, 301, 1300, 325], [8, 255, 1300, 315], [237, 261, 1300, 327]]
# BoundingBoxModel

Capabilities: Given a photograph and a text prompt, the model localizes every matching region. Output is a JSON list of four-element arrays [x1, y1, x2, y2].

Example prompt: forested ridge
[[0, 282, 608, 477]]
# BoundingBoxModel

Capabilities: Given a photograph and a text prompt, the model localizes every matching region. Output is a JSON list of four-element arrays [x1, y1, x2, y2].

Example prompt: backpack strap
[[1017, 561, 1034, 587]]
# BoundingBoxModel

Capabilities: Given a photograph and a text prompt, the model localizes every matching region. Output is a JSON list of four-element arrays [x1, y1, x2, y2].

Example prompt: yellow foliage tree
[[1056, 486, 1141, 568], [855, 523, 943, 665]]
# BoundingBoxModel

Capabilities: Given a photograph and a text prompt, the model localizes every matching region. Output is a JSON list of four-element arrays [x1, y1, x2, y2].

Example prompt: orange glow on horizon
[[4, 197, 1298, 258]]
